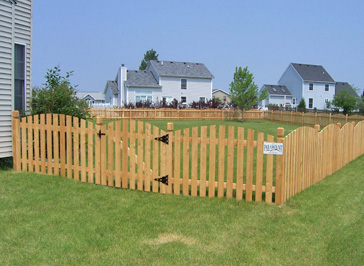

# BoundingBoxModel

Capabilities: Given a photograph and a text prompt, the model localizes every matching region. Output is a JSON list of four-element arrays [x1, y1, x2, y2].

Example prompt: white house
[[76, 92, 105, 107], [105, 60, 214, 106], [278, 63, 336, 109], [259, 85, 293, 108], [0, 0, 32, 158]]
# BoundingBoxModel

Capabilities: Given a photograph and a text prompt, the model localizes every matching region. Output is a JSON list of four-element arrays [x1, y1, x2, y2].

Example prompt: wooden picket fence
[[281, 121, 364, 202], [12, 111, 281, 203], [89, 108, 266, 120], [12, 111, 364, 204]]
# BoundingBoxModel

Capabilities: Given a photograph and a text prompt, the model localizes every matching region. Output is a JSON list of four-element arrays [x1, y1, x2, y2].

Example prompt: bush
[[31, 67, 89, 120]]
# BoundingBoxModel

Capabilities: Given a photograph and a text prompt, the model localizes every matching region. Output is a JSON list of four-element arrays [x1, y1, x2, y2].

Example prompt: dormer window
[[309, 83, 313, 91], [181, 79, 187, 89]]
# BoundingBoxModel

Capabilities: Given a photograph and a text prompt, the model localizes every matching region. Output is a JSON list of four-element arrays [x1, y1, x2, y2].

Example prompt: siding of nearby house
[[303, 82, 335, 109], [212, 90, 231, 104], [278, 65, 303, 105], [0, 0, 32, 158], [159, 76, 212, 103]]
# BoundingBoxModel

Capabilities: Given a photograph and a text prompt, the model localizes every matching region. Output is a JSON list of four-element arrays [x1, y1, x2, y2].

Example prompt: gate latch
[[97, 130, 106, 139], [154, 134, 169, 145], [154, 175, 168, 185]]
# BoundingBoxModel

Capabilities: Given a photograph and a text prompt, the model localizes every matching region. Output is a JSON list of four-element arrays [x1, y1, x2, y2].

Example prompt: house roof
[[291, 63, 335, 83], [105, 80, 118, 95], [77, 92, 105, 101], [125, 70, 161, 88], [149, 60, 214, 79], [335, 82, 359, 98], [263, 85, 292, 96]]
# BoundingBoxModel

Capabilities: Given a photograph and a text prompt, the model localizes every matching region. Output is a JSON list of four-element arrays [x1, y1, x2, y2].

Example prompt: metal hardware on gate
[[154, 134, 169, 145], [97, 130, 106, 139], [154, 175, 169, 185]]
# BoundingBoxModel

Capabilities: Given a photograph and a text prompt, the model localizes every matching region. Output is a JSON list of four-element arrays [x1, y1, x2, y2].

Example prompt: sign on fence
[[263, 142, 283, 155]]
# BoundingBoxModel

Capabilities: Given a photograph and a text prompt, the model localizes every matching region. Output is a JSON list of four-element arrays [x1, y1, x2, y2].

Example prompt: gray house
[[0, 0, 32, 158], [105, 60, 214, 106], [278, 63, 336, 109], [260, 85, 292, 108], [76, 92, 105, 107]]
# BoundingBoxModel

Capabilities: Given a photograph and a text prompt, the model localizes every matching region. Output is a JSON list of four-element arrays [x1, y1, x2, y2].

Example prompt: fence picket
[[218, 126, 225, 198], [226, 126, 234, 199], [246, 129, 254, 201], [173, 130, 181, 195], [115, 120, 121, 188], [87, 121, 94, 183], [199, 126, 207, 197], [265, 135, 274, 203], [34, 115, 39, 173], [40, 114, 46, 174], [255, 131, 264, 202], [236, 127, 244, 201], [53, 114, 59, 176], [208, 126, 216, 198], [191, 127, 198, 197], [182, 128, 190, 196]]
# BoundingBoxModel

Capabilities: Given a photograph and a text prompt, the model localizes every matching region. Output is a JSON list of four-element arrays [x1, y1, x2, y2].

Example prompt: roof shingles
[[150, 60, 214, 79], [291, 63, 335, 83]]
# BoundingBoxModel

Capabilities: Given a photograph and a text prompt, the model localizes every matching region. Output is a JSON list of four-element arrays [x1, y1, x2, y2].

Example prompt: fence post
[[336, 123, 341, 128], [302, 112, 304, 126], [329, 113, 332, 124], [104, 108, 106, 118], [315, 112, 318, 125], [271, 110, 273, 121], [275, 127, 285, 204], [167, 122, 174, 194], [315, 124, 320, 132], [346, 114, 348, 123], [12, 110, 21, 171], [290, 111, 293, 124]]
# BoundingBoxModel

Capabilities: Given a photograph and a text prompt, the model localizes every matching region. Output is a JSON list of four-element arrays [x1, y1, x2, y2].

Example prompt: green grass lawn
[[100, 119, 301, 138], [1, 154, 363, 265]]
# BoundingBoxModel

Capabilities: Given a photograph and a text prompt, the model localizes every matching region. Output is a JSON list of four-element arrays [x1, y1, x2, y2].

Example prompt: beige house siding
[[212, 90, 231, 104], [0, 0, 32, 158]]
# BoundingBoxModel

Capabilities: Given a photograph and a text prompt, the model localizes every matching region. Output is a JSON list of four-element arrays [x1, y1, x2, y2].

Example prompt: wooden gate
[[11, 112, 172, 193]]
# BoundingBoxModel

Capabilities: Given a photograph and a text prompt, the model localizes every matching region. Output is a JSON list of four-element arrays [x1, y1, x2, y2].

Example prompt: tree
[[139, 49, 159, 70], [332, 90, 357, 115], [297, 98, 306, 112], [31, 67, 89, 119], [229, 66, 268, 121]]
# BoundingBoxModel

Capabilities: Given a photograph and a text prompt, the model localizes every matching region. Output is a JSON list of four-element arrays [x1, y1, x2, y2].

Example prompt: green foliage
[[297, 98, 306, 109], [229, 66, 268, 120], [357, 95, 364, 114], [31, 67, 89, 119], [332, 89, 358, 115], [139, 49, 159, 70]]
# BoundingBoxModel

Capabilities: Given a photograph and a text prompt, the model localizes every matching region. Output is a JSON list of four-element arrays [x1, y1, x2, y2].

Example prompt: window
[[309, 83, 313, 91], [325, 84, 329, 91], [292, 98, 296, 105], [181, 79, 187, 89], [309, 98, 313, 108], [199, 97, 206, 103], [181, 96, 187, 104], [162, 96, 173, 104], [223, 96, 226, 102], [14, 44, 25, 112], [135, 90, 152, 103]]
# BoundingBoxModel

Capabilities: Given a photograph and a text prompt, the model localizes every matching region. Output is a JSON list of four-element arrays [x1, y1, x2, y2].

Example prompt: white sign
[[263, 142, 283, 155]]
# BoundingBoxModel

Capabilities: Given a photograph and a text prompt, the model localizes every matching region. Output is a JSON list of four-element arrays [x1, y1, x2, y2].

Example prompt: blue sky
[[33, 0, 364, 94]]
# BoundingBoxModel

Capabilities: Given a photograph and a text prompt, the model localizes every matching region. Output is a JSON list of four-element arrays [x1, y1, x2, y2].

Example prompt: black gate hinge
[[97, 129, 106, 139], [154, 134, 169, 145], [154, 175, 168, 185]]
